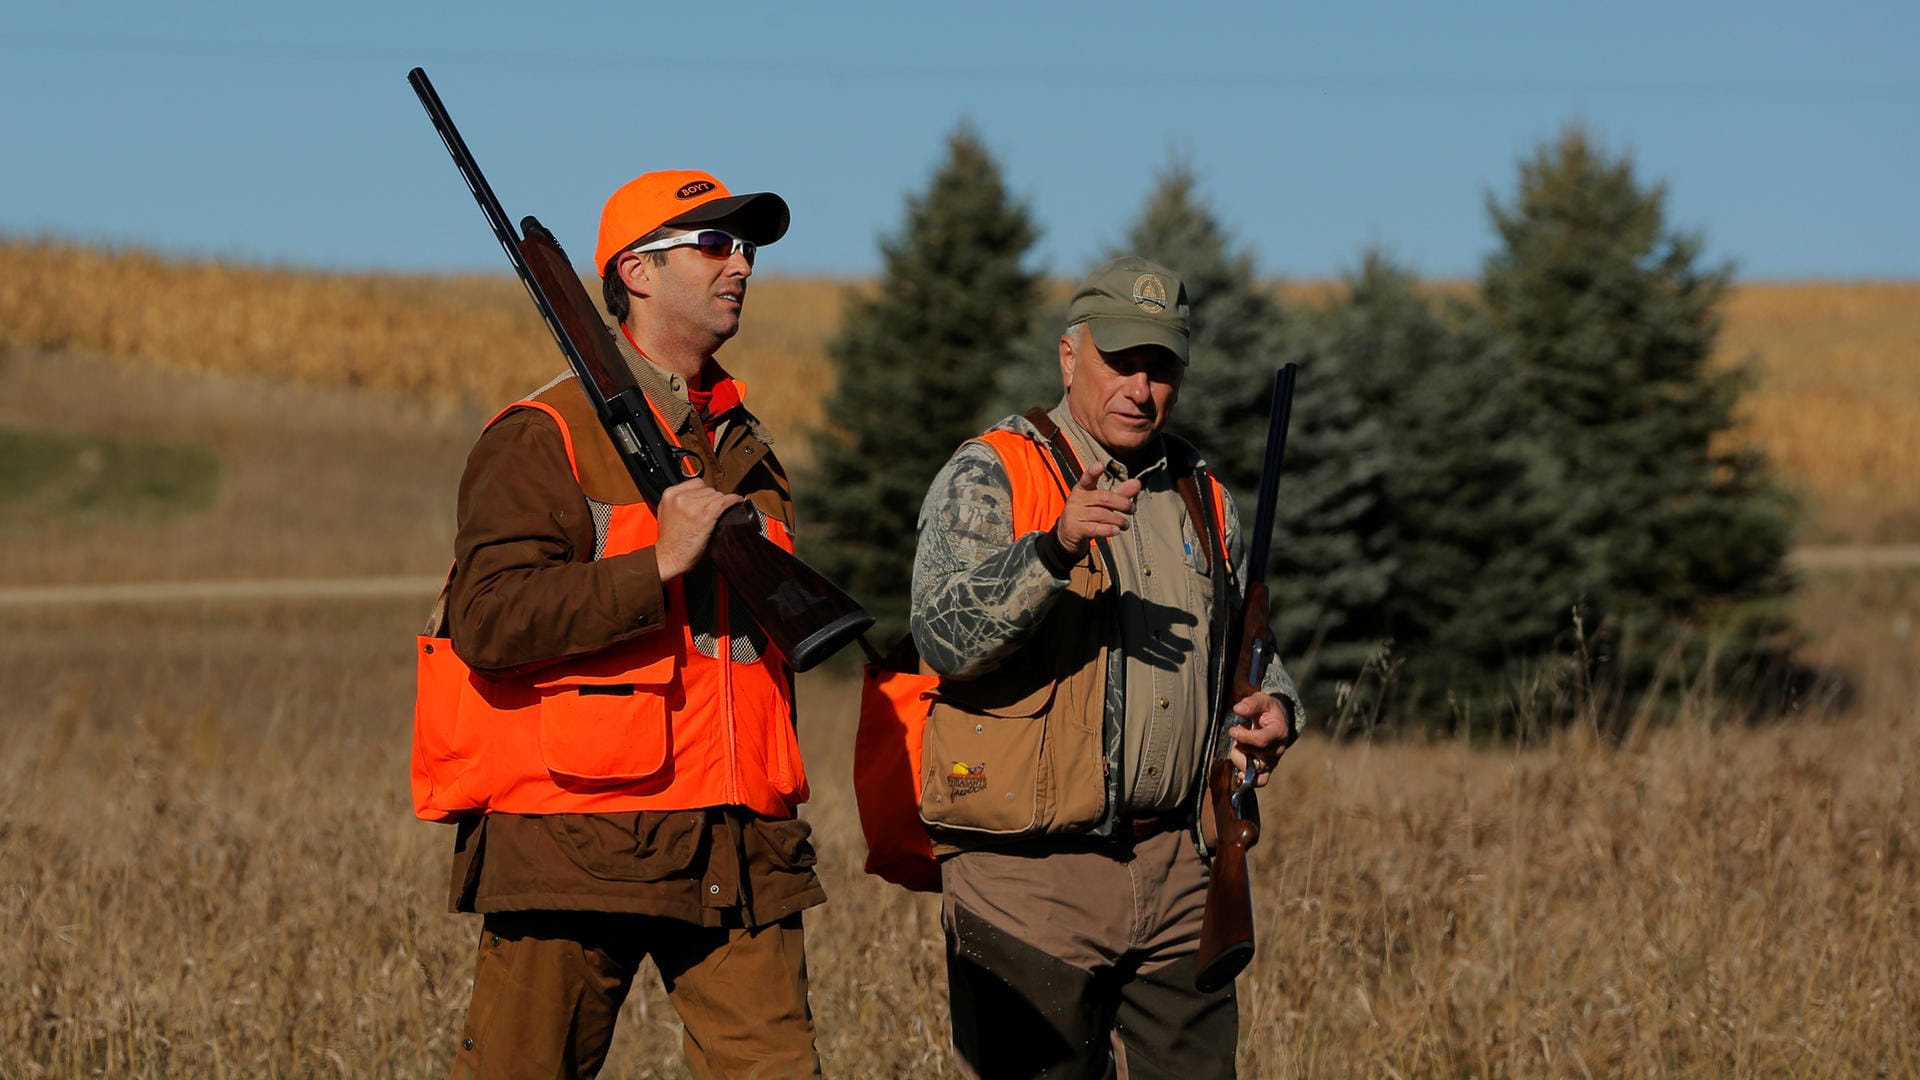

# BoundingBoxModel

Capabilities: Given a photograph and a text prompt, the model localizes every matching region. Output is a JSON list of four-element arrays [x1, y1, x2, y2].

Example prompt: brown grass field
[[1, 242, 1917, 1076]]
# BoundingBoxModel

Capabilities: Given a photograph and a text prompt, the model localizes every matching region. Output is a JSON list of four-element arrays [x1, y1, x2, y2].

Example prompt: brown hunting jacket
[[441, 333, 823, 927]]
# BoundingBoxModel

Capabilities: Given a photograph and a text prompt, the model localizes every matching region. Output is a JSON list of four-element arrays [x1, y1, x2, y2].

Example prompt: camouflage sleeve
[[911, 439, 1070, 680], [1218, 482, 1306, 729]]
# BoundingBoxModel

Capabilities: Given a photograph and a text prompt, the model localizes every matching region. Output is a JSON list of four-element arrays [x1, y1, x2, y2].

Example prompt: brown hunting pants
[[449, 909, 819, 1080], [942, 826, 1238, 1080]]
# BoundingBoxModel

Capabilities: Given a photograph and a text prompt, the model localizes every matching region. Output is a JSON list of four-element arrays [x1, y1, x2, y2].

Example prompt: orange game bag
[[852, 635, 942, 892]]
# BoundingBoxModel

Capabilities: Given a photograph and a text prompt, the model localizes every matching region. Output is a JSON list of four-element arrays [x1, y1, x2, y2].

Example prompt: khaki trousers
[[942, 828, 1238, 1080], [450, 909, 820, 1080]]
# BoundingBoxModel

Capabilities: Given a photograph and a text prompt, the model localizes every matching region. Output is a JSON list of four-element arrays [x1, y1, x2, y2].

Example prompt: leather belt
[[1120, 811, 1187, 844]]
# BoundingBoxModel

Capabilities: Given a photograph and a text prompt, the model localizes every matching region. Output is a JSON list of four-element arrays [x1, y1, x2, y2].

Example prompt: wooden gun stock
[[1195, 579, 1273, 992], [408, 66, 872, 671], [1195, 756, 1262, 993]]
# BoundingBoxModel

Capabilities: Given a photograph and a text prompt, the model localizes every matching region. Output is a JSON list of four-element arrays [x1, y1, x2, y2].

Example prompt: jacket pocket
[[918, 678, 1058, 836], [553, 810, 704, 882], [762, 677, 806, 801], [747, 815, 819, 873], [535, 649, 679, 786]]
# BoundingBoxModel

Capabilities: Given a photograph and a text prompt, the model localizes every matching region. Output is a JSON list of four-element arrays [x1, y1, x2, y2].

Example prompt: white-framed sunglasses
[[629, 229, 756, 266]]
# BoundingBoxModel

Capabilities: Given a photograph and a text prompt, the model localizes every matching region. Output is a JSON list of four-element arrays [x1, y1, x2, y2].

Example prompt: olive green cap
[[1066, 256, 1191, 365]]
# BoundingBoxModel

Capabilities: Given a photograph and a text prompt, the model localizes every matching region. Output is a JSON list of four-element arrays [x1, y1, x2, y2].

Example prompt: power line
[[3, 31, 1916, 103]]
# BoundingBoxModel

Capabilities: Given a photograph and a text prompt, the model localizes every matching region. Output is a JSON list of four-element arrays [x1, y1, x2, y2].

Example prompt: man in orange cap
[[433, 170, 823, 1078]]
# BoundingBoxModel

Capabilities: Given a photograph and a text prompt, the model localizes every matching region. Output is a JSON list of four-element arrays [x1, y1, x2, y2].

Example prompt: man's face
[[622, 233, 754, 347], [1059, 323, 1184, 460]]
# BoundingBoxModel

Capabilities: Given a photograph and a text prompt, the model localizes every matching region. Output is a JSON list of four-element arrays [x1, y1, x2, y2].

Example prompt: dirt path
[[0, 576, 444, 607], [1791, 545, 1920, 570], [2, 548, 1913, 609]]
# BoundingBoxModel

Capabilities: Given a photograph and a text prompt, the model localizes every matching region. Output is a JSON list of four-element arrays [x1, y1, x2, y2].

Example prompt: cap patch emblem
[[1131, 273, 1168, 313], [676, 180, 717, 200], [946, 761, 988, 798]]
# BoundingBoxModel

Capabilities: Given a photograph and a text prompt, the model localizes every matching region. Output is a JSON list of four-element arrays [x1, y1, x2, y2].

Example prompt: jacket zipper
[[718, 558, 742, 807]]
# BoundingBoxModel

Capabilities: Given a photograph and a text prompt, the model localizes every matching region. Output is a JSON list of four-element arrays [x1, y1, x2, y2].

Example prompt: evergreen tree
[[1251, 296, 1391, 723], [1304, 255, 1574, 728], [1480, 126, 1798, 702], [804, 124, 1041, 646]]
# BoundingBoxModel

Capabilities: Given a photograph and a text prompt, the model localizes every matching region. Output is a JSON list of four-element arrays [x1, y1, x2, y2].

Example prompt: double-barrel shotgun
[[1194, 363, 1298, 993]]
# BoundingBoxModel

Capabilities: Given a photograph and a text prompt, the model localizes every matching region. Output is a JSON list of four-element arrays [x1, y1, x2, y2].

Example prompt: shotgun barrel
[[408, 67, 872, 670]]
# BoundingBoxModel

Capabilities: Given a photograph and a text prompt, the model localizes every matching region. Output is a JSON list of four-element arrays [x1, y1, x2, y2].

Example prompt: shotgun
[[408, 67, 872, 671], [1194, 363, 1297, 993]]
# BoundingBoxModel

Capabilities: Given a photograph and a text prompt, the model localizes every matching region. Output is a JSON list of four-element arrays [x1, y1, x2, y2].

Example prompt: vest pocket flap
[[535, 653, 678, 787], [918, 710, 1046, 835], [929, 673, 1058, 718]]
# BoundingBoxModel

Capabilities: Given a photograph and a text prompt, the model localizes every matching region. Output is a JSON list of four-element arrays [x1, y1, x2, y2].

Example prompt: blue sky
[[2, 1, 1913, 280]]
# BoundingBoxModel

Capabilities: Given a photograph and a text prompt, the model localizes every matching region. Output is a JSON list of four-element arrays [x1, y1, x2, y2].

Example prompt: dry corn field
[[0, 239, 850, 471], [2, 242, 1917, 1076], [2, 239, 1915, 539]]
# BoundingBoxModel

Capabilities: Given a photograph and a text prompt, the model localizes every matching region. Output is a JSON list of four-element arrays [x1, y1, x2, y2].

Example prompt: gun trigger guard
[[671, 447, 704, 480], [1233, 759, 1259, 812]]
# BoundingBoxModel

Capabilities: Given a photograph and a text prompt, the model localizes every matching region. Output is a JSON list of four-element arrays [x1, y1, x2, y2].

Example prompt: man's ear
[[1058, 333, 1076, 390], [614, 251, 654, 300]]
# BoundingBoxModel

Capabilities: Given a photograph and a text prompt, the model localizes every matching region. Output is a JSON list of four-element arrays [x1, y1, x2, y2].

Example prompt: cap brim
[[665, 192, 791, 246], [1085, 317, 1189, 365]]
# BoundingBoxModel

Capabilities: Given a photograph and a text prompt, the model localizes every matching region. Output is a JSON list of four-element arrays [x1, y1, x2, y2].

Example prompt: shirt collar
[[1046, 399, 1168, 483], [611, 324, 769, 444]]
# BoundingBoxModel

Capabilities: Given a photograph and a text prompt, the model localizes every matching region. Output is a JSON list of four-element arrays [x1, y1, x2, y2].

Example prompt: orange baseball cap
[[594, 170, 791, 275]]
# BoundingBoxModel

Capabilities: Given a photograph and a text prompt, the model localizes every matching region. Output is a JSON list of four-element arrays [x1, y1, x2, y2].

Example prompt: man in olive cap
[[909, 256, 1302, 1077]]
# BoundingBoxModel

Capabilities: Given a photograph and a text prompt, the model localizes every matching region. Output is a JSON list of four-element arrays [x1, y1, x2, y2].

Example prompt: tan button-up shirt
[[1050, 409, 1217, 811]]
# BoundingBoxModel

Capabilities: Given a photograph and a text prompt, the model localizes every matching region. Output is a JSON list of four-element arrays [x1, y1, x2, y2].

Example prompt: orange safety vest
[[412, 381, 804, 822], [976, 426, 1231, 552], [854, 418, 1230, 890]]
